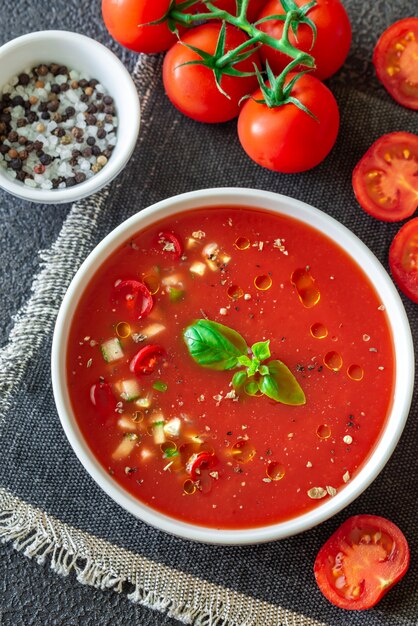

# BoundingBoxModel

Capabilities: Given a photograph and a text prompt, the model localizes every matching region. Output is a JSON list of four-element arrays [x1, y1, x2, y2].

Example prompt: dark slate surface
[[1, 2, 418, 626]]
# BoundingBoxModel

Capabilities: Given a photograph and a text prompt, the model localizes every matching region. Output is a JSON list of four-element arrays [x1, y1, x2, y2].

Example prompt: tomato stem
[[170, 0, 317, 65]]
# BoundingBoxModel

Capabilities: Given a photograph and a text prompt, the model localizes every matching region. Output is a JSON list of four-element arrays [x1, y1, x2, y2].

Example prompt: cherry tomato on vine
[[390, 218, 418, 303], [238, 73, 339, 173], [352, 132, 418, 222], [256, 0, 352, 80], [314, 515, 410, 610], [162, 22, 262, 123], [102, 0, 181, 53], [195, 0, 268, 22], [373, 18, 418, 110]]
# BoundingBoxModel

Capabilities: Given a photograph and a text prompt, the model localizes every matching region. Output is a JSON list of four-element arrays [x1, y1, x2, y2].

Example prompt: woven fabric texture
[[1, 1, 418, 625]]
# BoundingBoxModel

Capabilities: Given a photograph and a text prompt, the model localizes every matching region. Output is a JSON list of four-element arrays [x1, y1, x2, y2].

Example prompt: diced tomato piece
[[157, 231, 183, 260], [185, 451, 216, 481], [314, 515, 410, 610], [90, 381, 117, 418], [113, 279, 153, 319], [130, 344, 166, 376]]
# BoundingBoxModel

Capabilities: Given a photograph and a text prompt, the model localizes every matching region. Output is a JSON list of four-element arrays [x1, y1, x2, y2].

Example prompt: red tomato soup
[[66, 207, 395, 529]]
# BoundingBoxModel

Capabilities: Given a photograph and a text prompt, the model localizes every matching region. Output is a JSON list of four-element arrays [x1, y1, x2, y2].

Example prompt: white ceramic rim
[[51, 188, 414, 544], [0, 30, 140, 204]]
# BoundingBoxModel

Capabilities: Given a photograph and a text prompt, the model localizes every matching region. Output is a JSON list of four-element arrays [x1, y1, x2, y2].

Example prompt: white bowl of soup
[[51, 188, 414, 544]]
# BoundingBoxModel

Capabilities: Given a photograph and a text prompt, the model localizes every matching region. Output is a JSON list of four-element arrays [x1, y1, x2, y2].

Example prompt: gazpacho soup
[[67, 206, 395, 529]]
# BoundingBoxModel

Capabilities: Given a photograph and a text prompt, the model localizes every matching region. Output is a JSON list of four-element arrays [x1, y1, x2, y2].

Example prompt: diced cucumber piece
[[164, 417, 181, 438], [101, 337, 124, 363], [153, 420, 166, 445], [111, 437, 136, 460], [169, 287, 185, 303], [119, 379, 141, 401], [135, 392, 153, 408]]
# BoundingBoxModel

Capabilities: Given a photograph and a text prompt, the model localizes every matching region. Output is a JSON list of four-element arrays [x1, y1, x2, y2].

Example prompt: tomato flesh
[[314, 515, 410, 610], [256, 0, 352, 80], [373, 18, 418, 110], [130, 344, 166, 375], [389, 217, 418, 303], [186, 451, 216, 480], [90, 381, 116, 418], [352, 132, 418, 222], [157, 231, 183, 259], [114, 280, 154, 319]]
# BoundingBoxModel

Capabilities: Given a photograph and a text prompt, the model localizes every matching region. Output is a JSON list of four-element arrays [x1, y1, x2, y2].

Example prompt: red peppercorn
[[34, 164, 46, 174]]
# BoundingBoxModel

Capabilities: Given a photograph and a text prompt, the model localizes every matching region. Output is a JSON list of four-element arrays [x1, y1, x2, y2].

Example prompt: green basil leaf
[[232, 370, 247, 388], [183, 319, 248, 371], [259, 364, 270, 376], [264, 359, 306, 405], [237, 355, 252, 367], [258, 374, 280, 402], [244, 379, 260, 396], [247, 358, 260, 377], [251, 340, 271, 361]]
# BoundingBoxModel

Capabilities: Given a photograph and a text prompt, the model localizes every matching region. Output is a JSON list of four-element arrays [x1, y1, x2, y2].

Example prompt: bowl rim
[[51, 187, 414, 544], [0, 30, 140, 204]]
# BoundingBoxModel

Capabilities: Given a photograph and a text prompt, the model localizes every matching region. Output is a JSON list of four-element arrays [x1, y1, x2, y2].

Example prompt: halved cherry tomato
[[102, 0, 181, 53], [352, 132, 418, 222], [185, 451, 216, 480], [157, 231, 183, 260], [314, 515, 410, 610], [389, 217, 418, 303], [90, 381, 116, 418], [130, 344, 166, 375], [373, 18, 418, 110], [114, 280, 154, 319], [256, 0, 352, 81]]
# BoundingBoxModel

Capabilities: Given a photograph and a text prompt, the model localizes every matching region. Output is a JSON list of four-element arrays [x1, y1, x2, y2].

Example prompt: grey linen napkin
[[1, 1, 418, 625]]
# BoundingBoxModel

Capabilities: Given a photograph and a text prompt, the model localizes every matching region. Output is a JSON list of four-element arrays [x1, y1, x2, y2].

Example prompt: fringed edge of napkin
[[0, 488, 326, 626]]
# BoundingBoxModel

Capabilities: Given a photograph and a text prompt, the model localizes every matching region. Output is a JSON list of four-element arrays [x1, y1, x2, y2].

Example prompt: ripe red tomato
[[162, 22, 261, 123], [102, 0, 179, 53], [314, 515, 410, 610], [373, 18, 418, 110], [237, 73, 339, 173], [194, 0, 268, 22], [390, 218, 418, 303], [256, 0, 352, 80], [352, 132, 418, 222]]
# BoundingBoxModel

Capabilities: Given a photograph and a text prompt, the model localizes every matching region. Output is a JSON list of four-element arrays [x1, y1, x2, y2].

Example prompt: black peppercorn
[[18, 73, 30, 86], [7, 130, 18, 142], [75, 171, 86, 183], [9, 158, 22, 170]]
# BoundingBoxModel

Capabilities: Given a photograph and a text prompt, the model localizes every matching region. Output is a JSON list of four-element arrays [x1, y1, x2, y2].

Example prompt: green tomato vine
[[152, 0, 319, 108]]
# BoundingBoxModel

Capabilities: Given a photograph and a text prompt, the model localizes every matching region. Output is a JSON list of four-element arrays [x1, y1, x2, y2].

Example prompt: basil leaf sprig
[[183, 319, 305, 406]]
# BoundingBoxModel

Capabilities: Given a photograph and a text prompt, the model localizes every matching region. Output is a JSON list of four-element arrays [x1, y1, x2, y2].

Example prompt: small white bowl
[[0, 30, 140, 204], [52, 188, 414, 544]]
